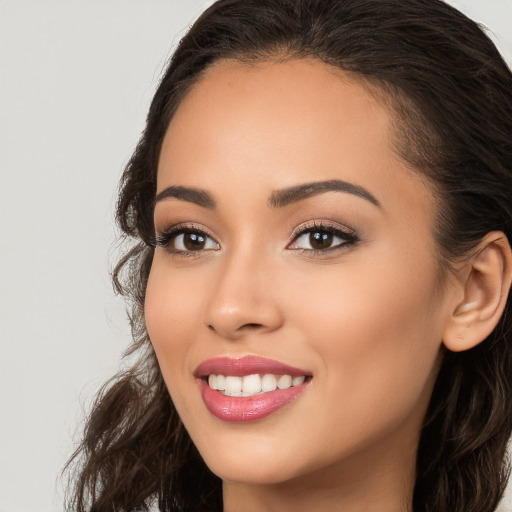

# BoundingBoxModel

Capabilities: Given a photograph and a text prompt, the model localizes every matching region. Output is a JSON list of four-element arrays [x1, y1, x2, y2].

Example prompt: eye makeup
[[287, 220, 360, 255], [154, 218, 360, 259], [154, 223, 220, 258]]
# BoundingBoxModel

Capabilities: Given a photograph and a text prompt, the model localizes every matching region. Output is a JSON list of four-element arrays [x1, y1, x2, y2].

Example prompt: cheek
[[144, 258, 201, 383], [144, 260, 213, 426], [282, 248, 445, 436], [286, 244, 443, 347]]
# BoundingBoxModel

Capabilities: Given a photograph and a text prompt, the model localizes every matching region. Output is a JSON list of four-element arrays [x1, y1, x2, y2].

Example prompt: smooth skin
[[145, 59, 512, 512]]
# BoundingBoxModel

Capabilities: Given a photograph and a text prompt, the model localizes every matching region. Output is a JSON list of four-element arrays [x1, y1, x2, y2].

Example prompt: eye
[[288, 223, 358, 252], [173, 231, 218, 251], [155, 226, 220, 254]]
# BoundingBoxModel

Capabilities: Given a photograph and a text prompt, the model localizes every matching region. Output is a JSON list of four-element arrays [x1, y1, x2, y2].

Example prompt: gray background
[[1, 1, 511, 510]]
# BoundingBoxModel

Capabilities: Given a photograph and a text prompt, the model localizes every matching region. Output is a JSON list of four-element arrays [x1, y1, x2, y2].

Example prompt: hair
[[64, 1, 512, 511]]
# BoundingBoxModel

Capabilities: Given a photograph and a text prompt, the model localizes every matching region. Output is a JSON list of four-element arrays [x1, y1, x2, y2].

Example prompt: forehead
[[157, 58, 434, 226], [164, 58, 393, 161]]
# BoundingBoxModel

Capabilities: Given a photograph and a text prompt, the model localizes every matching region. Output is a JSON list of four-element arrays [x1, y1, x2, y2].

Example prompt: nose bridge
[[202, 241, 283, 339]]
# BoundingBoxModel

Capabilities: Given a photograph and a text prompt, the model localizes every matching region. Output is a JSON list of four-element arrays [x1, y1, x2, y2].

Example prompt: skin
[[145, 59, 464, 512]]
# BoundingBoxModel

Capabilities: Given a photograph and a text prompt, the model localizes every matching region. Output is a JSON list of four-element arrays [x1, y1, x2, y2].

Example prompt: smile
[[195, 356, 312, 422], [208, 373, 306, 397]]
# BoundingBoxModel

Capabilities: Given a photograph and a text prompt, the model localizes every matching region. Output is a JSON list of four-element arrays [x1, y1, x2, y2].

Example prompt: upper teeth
[[208, 374, 306, 397]]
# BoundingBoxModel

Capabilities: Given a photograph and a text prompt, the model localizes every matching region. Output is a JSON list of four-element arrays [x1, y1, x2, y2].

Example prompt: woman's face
[[146, 59, 457, 487]]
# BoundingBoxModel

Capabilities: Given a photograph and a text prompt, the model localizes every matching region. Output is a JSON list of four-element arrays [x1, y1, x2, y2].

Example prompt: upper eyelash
[[153, 224, 216, 250], [289, 221, 359, 247], [152, 221, 359, 254]]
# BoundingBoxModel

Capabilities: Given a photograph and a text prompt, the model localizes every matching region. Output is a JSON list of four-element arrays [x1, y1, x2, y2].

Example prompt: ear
[[443, 231, 512, 352]]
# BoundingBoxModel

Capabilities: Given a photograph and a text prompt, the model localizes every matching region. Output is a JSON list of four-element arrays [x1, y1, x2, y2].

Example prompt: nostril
[[242, 323, 263, 330], [206, 322, 263, 335]]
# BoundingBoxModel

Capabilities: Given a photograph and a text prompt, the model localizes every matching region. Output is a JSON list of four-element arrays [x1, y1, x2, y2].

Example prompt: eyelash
[[154, 224, 219, 258], [154, 221, 359, 257], [289, 221, 359, 255]]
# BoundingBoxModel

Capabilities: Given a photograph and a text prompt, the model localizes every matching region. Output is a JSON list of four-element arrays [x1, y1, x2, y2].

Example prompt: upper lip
[[194, 355, 311, 378]]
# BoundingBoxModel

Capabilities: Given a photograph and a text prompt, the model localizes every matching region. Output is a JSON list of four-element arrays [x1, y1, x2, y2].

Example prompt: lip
[[195, 356, 312, 423], [194, 355, 310, 378]]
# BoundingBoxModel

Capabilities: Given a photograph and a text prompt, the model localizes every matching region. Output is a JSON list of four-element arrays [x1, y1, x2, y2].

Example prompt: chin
[[205, 456, 301, 486], [189, 428, 310, 485]]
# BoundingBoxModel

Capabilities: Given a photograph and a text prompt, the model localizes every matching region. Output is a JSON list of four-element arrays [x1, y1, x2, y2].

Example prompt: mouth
[[207, 373, 307, 397], [195, 356, 312, 422]]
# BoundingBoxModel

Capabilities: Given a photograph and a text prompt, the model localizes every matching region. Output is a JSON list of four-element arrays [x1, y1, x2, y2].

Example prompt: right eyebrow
[[154, 185, 216, 209]]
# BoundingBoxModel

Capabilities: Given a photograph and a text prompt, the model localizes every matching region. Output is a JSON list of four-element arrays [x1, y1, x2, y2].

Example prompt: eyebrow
[[153, 179, 380, 210], [268, 179, 380, 208], [154, 185, 216, 209]]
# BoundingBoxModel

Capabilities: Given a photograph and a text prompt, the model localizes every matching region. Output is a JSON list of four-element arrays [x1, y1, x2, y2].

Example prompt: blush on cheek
[[145, 265, 196, 348], [293, 252, 444, 430]]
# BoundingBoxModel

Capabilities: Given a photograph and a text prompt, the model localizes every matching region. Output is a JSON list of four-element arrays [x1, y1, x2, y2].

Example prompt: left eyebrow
[[268, 179, 381, 208]]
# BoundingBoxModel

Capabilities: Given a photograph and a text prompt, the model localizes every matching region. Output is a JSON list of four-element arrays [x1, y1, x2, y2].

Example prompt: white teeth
[[224, 376, 243, 396], [208, 374, 217, 390], [216, 374, 226, 391], [292, 375, 305, 386], [261, 374, 277, 392], [207, 373, 308, 396], [242, 374, 262, 395], [277, 374, 292, 390]]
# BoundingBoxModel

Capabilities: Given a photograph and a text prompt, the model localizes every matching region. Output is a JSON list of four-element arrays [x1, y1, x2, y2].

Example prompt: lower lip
[[198, 379, 309, 423]]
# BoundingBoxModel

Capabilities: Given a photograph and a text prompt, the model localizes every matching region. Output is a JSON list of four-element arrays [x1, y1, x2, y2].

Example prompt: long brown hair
[[65, 1, 512, 510]]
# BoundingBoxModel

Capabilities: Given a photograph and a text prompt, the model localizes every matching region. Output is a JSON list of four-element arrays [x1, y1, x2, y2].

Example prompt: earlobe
[[443, 232, 512, 352]]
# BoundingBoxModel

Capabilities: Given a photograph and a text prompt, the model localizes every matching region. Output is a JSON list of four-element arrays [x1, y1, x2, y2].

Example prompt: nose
[[202, 250, 284, 341]]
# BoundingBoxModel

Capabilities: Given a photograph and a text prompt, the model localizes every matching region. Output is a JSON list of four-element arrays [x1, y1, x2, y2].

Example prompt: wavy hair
[[65, 1, 512, 511]]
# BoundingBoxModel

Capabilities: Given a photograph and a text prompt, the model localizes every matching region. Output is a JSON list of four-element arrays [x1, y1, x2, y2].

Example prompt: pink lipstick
[[195, 356, 311, 422]]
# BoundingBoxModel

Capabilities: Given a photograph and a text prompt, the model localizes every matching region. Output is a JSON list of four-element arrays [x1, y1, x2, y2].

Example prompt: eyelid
[[287, 220, 359, 252], [153, 220, 359, 255], [153, 223, 220, 251], [288, 220, 357, 242]]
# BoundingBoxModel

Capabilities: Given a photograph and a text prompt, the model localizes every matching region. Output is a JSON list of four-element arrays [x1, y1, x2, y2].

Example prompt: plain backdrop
[[1, 1, 511, 511]]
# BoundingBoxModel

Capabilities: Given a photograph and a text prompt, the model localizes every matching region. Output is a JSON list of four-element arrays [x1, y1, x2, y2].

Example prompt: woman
[[65, 0, 512, 511]]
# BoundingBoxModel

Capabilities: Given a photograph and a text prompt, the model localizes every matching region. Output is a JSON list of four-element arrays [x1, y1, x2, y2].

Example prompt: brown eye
[[288, 224, 359, 253], [182, 232, 207, 250], [155, 228, 220, 253], [173, 230, 219, 252], [309, 231, 333, 250]]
